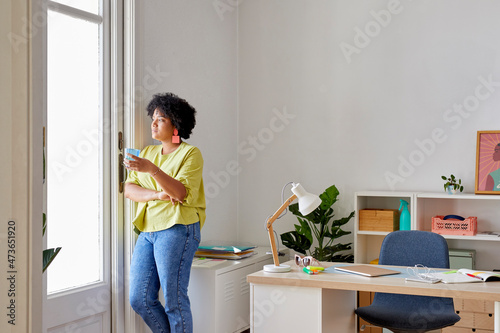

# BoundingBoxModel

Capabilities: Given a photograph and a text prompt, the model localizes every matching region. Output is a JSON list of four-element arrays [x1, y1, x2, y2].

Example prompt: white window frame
[[45, 0, 109, 295]]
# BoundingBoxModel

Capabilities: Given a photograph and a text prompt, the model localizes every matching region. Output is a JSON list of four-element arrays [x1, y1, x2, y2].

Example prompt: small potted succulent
[[441, 174, 463, 194]]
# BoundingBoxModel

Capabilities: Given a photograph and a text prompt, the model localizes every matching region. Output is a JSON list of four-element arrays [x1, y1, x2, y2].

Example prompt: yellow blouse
[[126, 142, 206, 232]]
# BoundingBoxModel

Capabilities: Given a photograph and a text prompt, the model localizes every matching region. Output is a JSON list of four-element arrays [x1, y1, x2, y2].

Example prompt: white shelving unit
[[414, 192, 500, 270], [354, 191, 500, 270]]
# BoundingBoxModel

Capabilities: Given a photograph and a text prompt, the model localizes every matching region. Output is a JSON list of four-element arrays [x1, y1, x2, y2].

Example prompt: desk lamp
[[264, 183, 322, 273]]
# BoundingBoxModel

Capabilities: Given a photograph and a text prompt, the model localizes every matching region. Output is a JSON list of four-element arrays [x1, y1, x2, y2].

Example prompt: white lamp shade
[[291, 183, 322, 215]]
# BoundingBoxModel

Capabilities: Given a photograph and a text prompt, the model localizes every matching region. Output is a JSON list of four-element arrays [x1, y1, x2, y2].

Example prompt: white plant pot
[[447, 185, 457, 195]]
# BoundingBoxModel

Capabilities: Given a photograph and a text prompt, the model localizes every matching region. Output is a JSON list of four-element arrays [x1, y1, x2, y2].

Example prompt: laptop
[[334, 265, 400, 277]]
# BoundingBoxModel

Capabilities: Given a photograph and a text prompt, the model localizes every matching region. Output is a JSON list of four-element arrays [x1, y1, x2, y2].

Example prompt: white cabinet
[[354, 191, 500, 270], [188, 247, 285, 333]]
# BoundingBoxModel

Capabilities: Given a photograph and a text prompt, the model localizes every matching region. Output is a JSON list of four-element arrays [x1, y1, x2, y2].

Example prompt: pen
[[466, 273, 482, 280]]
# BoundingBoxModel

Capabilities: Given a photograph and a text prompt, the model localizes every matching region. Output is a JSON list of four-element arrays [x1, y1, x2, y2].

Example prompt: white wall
[[135, 0, 238, 242], [237, 0, 500, 247], [136, 1, 500, 249]]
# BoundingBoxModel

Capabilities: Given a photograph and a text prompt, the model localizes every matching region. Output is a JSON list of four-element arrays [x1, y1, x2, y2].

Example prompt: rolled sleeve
[[125, 170, 139, 185], [176, 147, 204, 205]]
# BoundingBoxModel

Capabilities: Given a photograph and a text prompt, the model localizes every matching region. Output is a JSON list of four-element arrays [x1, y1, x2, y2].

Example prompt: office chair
[[355, 230, 461, 333]]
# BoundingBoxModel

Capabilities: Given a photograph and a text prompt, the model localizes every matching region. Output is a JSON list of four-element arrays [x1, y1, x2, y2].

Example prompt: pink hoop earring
[[172, 128, 180, 143]]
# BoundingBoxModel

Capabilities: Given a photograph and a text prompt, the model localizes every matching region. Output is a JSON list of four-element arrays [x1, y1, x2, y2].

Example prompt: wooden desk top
[[247, 261, 500, 302]]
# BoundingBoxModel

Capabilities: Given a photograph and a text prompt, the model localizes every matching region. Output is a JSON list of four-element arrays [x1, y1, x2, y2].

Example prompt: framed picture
[[475, 130, 500, 194]]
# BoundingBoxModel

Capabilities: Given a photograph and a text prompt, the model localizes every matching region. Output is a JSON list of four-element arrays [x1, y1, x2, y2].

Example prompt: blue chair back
[[379, 230, 450, 269]]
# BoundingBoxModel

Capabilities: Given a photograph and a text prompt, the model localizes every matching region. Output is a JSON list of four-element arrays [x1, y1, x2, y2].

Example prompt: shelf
[[441, 234, 500, 242], [357, 231, 391, 236], [358, 231, 500, 241], [417, 192, 500, 200], [356, 191, 413, 198]]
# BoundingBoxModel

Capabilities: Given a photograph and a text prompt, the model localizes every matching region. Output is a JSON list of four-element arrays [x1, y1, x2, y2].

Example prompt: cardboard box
[[449, 248, 476, 270], [359, 209, 399, 232]]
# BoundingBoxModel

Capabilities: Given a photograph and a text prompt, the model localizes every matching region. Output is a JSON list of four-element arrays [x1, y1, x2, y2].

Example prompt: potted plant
[[441, 174, 464, 194], [43, 213, 61, 272], [280, 185, 354, 262]]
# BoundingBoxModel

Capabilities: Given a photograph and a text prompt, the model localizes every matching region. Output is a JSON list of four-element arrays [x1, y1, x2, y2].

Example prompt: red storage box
[[431, 215, 477, 236]]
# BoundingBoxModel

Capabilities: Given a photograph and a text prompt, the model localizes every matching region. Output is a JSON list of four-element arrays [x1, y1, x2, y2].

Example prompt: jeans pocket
[[192, 222, 201, 243]]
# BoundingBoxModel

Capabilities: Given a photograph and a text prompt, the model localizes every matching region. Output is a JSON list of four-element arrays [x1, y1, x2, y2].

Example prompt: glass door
[[44, 0, 113, 332]]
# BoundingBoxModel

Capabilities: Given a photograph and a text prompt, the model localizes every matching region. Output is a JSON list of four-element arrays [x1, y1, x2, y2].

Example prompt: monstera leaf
[[43, 247, 62, 273], [280, 231, 312, 255], [42, 212, 62, 273], [319, 185, 339, 210]]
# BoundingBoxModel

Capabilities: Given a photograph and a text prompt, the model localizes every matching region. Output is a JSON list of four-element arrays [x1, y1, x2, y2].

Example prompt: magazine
[[197, 245, 256, 253], [194, 249, 256, 260], [432, 268, 500, 284]]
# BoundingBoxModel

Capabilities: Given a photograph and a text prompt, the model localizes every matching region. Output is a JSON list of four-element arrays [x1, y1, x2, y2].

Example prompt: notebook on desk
[[334, 265, 401, 277]]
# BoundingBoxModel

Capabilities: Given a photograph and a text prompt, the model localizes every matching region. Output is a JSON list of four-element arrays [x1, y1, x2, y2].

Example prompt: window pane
[[51, 0, 99, 15], [47, 10, 101, 293]]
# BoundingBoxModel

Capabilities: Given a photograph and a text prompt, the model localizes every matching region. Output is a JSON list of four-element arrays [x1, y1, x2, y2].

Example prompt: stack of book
[[195, 243, 257, 260]]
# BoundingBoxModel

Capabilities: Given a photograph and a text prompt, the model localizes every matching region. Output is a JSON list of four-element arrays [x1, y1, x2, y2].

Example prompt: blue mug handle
[[443, 215, 465, 221]]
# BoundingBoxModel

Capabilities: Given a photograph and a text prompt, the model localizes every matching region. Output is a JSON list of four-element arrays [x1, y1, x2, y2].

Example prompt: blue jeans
[[129, 223, 201, 333]]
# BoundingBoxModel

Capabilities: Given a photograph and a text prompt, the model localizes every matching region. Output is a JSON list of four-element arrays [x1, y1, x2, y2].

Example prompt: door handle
[[118, 131, 125, 193], [119, 153, 125, 193]]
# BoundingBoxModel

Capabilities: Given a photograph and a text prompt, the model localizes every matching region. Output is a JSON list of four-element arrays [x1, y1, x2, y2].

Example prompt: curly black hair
[[146, 92, 197, 140]]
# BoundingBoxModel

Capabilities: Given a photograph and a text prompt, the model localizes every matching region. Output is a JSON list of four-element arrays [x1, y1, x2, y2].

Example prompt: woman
[[124, 92, 205, 333], [485, 143, 500, 191]]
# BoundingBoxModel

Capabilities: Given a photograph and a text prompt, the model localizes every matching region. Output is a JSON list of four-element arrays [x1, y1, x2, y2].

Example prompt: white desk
[[247, 261, 500, 333]]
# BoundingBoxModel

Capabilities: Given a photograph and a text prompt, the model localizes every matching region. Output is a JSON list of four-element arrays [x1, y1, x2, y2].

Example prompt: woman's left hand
[[123, 154, 157, 175]]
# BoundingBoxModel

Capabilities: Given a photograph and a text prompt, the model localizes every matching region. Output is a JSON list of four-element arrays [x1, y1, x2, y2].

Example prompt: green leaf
[[42, 213, 47, 236], [319, 185, 339, 210], [290, 202, 323, 225], [289, 202, 319, 220], [295, 218, 313, 244], [43, 247, 62, 273], [332, 253, 354, 263], [309, 209, 326, 225], [328, 242, 353, 253], [332, 211, 355, 228], [326, 227, 351, 240], [288, 202, 301, 216], [312, 243, 352, 262], [280, 231, 311, 255], [441, 176, 447, 180]]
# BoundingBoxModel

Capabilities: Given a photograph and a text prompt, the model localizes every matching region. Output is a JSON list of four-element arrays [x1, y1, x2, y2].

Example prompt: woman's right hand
[[157, 191, 180, 205]]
